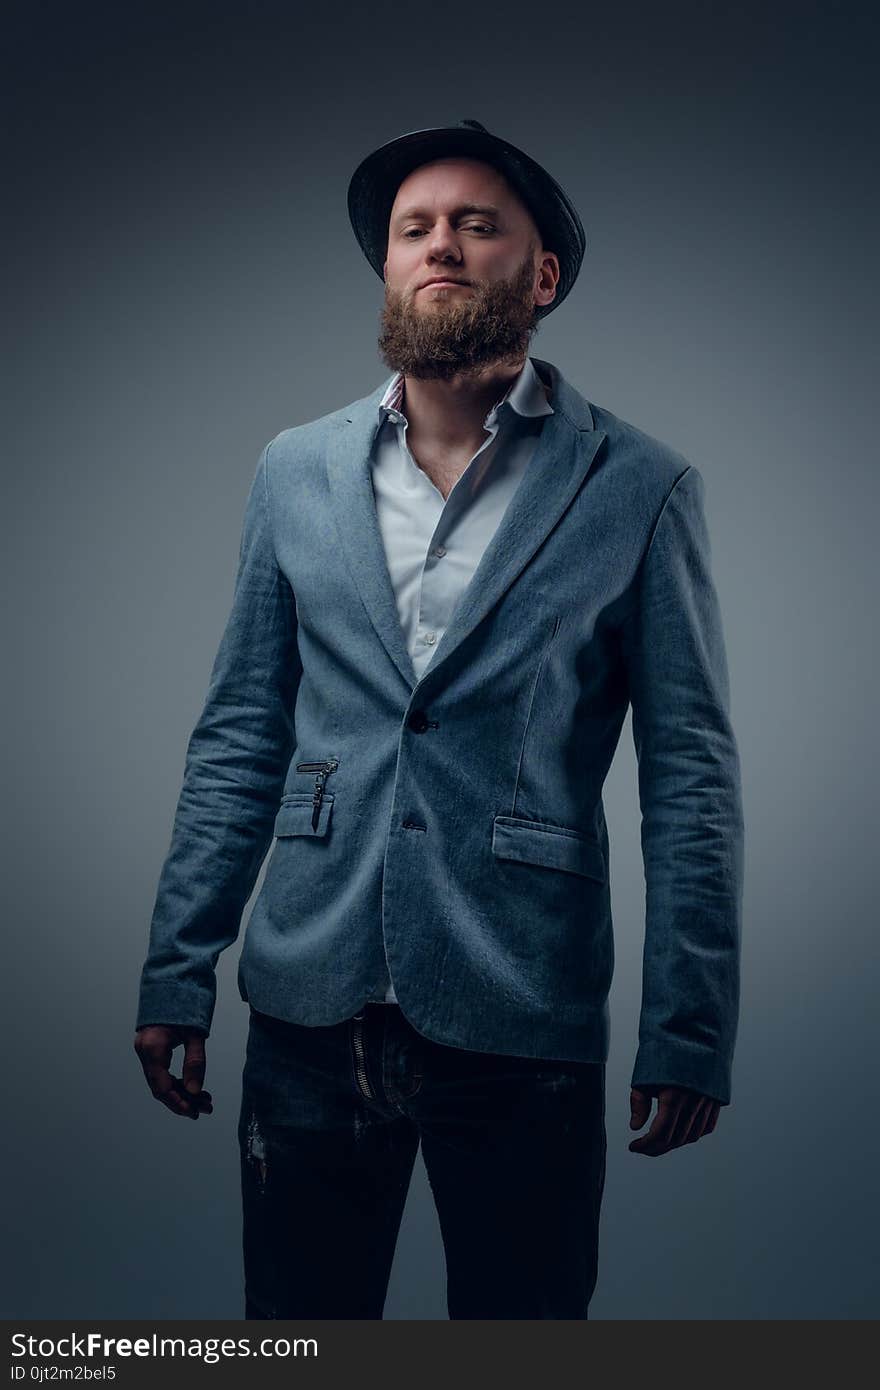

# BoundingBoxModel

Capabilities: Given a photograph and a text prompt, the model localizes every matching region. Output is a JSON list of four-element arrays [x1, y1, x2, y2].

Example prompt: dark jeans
[[238, 1001, 607, 1319]]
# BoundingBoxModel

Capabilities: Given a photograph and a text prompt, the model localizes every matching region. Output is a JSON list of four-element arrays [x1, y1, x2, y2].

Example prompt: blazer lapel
[[325, 356, 607, 693], [326, 384, 420, 690]]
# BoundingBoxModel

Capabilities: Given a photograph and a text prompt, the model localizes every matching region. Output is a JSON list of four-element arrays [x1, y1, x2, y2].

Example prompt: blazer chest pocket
[[273, 793, 334, 838], [491, 814, 606, 883]]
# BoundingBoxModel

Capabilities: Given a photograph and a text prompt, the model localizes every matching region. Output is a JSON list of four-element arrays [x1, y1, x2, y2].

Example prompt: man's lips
[[418, 279, 470, 289]]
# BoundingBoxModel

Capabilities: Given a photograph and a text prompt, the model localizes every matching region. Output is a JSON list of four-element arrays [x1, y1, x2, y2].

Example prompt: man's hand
[[134, 1025, 214, 1120], [629, 1084, 720, 1156]]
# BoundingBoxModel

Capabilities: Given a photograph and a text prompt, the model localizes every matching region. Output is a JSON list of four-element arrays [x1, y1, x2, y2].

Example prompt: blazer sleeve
[[135, 440, 302, 1035], [620, 464, 744, 1104]]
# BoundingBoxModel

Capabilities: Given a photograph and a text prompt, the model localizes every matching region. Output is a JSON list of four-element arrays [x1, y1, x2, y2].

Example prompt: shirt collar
[[378, 356, 554, 428]]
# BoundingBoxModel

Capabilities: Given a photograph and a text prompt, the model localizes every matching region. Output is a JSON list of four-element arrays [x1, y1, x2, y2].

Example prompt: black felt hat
[[347, 119, 585, 319]]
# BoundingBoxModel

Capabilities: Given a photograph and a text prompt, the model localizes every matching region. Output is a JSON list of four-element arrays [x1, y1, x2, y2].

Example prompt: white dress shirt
[[367, 355, 554, 1003]]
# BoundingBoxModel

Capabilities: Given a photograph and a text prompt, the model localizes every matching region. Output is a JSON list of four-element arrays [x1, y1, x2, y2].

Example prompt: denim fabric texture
[[239, 1003, 606, 1319], [135, 355, 744, 1105]]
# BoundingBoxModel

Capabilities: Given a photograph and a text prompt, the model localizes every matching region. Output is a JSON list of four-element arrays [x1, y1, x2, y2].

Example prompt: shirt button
[[433, 545, 447, 557], [424, 632, 436, 645]]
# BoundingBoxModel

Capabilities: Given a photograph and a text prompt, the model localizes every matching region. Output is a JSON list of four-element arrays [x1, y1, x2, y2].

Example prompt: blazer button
[[407, 708, 429, 733]]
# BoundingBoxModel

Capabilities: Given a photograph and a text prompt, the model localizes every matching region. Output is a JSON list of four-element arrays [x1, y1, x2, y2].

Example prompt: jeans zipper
[[295, 758, 339, 831], [350, 1013, 375, 1100]]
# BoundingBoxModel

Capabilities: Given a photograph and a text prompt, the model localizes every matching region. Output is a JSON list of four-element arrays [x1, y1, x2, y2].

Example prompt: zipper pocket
[[295, 758, 339, 832]]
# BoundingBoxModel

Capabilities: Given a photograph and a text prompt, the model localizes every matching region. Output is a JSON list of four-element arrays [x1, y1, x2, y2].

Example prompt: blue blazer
[[136, 356, 744, 1104]]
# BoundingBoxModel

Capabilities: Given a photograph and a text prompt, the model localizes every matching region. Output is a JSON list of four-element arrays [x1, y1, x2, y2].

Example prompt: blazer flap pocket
[[492, 814, 605, 883], [274, 793, 334, 838]]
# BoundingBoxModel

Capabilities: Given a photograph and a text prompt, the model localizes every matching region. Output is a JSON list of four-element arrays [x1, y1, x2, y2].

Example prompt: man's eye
[[401, 225, 495, 238]]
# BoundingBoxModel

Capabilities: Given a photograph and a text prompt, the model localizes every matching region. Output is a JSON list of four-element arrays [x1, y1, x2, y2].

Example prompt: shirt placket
[[395, 411, 507, 672]]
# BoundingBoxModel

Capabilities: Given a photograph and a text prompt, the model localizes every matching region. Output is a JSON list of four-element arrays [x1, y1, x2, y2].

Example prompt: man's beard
[[377, 250, 542, 382]]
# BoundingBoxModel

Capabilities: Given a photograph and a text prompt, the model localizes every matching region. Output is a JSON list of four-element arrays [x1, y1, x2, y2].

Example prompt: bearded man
[[134, 119, 744, 1320]]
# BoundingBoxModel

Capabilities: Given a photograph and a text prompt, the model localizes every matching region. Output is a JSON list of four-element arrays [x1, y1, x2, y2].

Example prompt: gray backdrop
[[4, 0, 877, 1319]]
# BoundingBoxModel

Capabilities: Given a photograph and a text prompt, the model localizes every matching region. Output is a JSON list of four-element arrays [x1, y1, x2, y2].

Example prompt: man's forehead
[[391, 159, 513, 213]]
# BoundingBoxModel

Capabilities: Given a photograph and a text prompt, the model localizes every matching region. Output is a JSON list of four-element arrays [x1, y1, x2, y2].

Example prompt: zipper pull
[[311, 769, 327, 831], [295, 758, 339, 831]]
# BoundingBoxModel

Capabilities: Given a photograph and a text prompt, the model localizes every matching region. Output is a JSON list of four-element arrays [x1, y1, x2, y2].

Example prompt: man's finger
[[171, 1076, 213, 1106], [680, 1095, 712, 1145], [703, 1102, 721, 1135], [168, 1076, 213, 1119], [665, 1090, 705, 1148], [629, 1087, 655, 1129], [147, 1063, 196, 1117], [182, 1036, 207, 1095], [629, 1090, 680, 1155]]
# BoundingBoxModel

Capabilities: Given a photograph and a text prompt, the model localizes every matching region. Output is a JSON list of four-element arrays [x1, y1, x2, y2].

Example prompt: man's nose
[[425, 221, 462, 262]]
